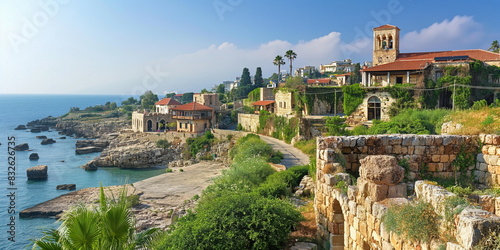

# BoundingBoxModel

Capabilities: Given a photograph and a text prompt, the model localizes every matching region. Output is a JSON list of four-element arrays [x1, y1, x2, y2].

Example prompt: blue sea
[[0, 94, 166, 249]]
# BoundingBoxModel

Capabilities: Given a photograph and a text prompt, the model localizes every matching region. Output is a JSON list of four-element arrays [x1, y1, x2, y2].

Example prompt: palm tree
[[489, 40, 499, 53], [273, 55, 285, 80], [284, 50, 297, 76], [32, 186, 158, 250]]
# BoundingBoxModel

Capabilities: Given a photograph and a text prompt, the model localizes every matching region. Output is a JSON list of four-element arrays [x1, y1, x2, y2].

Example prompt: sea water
[[0, 94, 165, 249]]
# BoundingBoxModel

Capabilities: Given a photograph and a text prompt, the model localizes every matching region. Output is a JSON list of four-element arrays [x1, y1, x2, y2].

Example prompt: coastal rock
[[56, 120, 128, 138], [27, 116, 58, 128], [80, 161, 98, 171], [31, 128, 41, 133], [56, 184, 76, 190], [81, 140, 180, 169], [27, 165, 48, 180], [14, 125, 27, 130], [59, 136, 66, 139], [76, 146, 103, 155], [29, 153, 40, 160], [36, 135, 48, 139], [41, 138, 56, 145], [76, 139, 109, 150], [14, 143, 29, 151]]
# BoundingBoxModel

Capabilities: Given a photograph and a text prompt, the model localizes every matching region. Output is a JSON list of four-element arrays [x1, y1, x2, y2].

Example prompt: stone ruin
[[315, 134, 500, 250]]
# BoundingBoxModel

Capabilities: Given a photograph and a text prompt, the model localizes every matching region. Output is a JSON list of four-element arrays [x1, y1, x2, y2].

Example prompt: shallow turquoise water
[[0, 94, 164, 249]]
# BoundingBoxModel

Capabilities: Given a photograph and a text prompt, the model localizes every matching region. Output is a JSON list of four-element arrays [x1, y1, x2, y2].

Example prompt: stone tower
[[372, 24, 400, 66]]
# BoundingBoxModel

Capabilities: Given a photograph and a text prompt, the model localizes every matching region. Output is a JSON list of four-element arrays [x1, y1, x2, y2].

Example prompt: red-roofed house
[[362, 25, 500, 87], [155, 98, 181, 114], [307, 78, 331, 86], [346, 24, 500, 124], [171, 102, 214, 133], [251, 100, 275, 114]]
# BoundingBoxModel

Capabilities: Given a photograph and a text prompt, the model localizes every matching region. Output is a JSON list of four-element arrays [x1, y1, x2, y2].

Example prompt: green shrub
[[443, 196, 469, 222], [236, 123, 243, 131], [254, 165, 308, 198], [156, 139, 171, 149], [383, 201, 439, 243], [471, 99, 488, 110], [446, 185, 473, 197], [156, 192, 303, 250], [185, 131, 215, 157], [166, 168, 173, 173], [325, 116, 350, 136]]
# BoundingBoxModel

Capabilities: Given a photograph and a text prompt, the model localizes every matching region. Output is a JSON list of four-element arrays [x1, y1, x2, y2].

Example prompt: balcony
[[172, 115, 212, 120]]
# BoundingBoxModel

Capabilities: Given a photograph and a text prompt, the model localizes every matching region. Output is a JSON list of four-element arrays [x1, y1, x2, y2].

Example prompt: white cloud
[[401, 16, 483, 52], [153, 31, 371, 93]]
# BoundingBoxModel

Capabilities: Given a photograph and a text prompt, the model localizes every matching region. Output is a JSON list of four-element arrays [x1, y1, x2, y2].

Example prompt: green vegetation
[[155, 134, 304, 249], [185, 131, 215, 159], [383, 201, 439, 243], [32, 186, 158, 250], [294, 139, 316, 156], [352, 109, 450, 135], [325, 116, 349, 136], [342, 83, 366, 115], [229, 134, 283, 164], [156, 139, 171, 149], [257, 111, 299, 143], [254, 67, 264, 88], [474, 230, 500, 250], [140, 90, 159, 110]]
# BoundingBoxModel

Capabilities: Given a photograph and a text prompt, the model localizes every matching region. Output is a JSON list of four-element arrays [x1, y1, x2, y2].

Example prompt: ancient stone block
[[440, 155, 449, 162], [387, 183, 407, 198], [359, 155, 404, 185], [431, 155, 441, 162], [456, 207, 500, 249], [478, 195, 496, 213], [369, 183, 388, 202]]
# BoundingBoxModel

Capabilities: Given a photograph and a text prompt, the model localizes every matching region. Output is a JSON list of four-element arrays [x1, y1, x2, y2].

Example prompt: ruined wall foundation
[[315, 134, 500, 250]]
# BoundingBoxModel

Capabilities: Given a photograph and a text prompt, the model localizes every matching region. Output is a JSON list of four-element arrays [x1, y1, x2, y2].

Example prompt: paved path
[[258, 134, 310, 168]]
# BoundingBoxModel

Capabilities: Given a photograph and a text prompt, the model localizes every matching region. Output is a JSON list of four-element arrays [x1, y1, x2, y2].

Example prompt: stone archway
[[331, 199, 344, 248], [159, 119, 166, 131], [147, 120, 153, 132], [367, 96, 381, 120]]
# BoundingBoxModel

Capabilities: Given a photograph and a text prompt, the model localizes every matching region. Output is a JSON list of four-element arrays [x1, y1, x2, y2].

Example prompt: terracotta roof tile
[[155, 98, 182, 106], [171, 102, 213, 111], [251, 100, 275, 106], [307, 78, 331, 84], [363, 49, 500, 72], [373, 24, 399, 30]]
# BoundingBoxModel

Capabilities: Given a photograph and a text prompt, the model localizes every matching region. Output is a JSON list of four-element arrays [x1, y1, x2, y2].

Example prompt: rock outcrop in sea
[[27, 165, 48, 180]]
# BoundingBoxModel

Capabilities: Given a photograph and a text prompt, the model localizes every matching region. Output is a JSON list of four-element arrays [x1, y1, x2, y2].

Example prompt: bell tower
[[372, 24, 400, 66]]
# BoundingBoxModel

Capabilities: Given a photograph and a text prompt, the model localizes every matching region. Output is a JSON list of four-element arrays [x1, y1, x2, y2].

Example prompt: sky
[[1, 0, 499, 96]]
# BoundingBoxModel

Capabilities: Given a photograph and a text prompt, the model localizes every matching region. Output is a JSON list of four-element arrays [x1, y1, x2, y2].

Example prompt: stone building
[[193, 93, 222, 112], [171, 102, 214, 133], [275, 89, 295, 116], [131, 98, 180, 132]]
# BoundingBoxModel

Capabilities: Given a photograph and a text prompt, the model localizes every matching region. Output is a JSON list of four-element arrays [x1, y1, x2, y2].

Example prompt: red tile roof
[[373, 24, 399, 30], [251, 100, 275, 106], [336, 73, 353, 77], [174, 94, 184, 97], [362, 60, 431, 72], [155, 98, 182, 106], [363, 49, 500, 72], [171, 102, 213, 111], [307, 78, 331, 84]]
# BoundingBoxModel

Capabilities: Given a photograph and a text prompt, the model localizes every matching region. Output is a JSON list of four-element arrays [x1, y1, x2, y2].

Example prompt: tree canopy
[[488, 40, 499, 53], [181, 92, 194, 103], [240, 67, 252, 87], [273, 55, 285, 76], [284, 50, 297, 76], [254, 67, 264, 88], [140, 91, 159, 110]]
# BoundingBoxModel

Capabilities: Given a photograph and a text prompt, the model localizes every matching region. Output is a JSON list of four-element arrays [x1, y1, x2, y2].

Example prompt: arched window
[[382, 35, 387, 49], [388, 35, 393, 49], [367, 96, 381, 120], [377, 36, 382, 49]]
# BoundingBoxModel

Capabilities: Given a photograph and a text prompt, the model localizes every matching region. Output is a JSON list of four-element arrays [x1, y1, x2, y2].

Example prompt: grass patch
[[383, 201, 439, 243], [294, 139, 316, 156], [444, 107, 500, 134]]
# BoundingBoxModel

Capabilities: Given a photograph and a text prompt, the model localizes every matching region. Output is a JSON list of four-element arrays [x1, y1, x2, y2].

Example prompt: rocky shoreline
[[20, 162, 227, 231]]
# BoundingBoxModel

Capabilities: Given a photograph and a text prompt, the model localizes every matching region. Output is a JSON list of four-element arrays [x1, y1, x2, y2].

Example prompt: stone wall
[[346, 90, 395, 126], [315, 135, 500, 250], [321, 134, 482, 187], [238, 113, 260, 132], [477, 134, 500, 187]]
